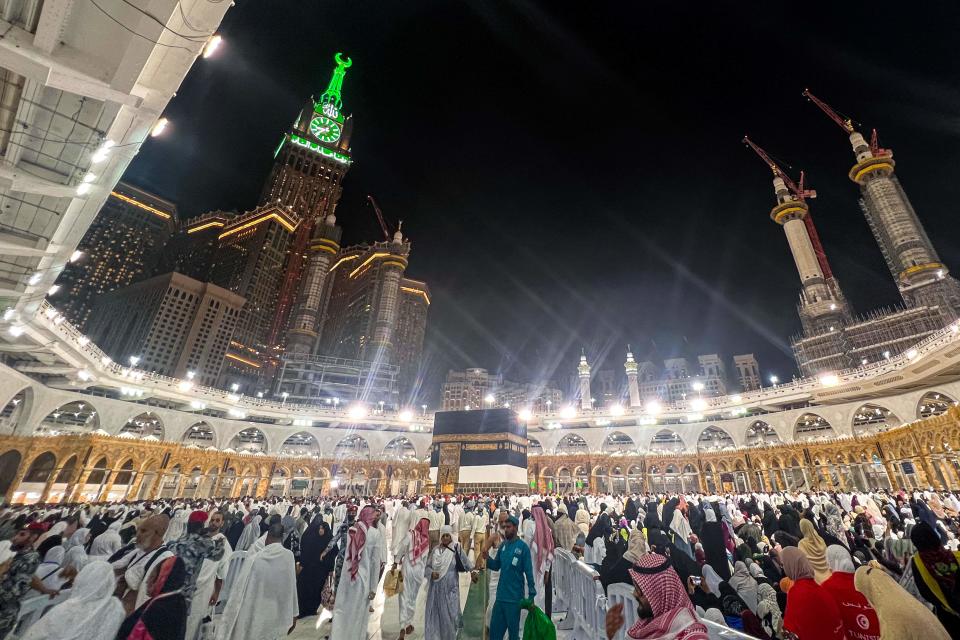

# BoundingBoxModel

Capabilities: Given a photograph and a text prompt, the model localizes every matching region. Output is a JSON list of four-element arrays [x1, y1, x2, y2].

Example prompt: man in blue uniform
[[485, 515, 536, 640]]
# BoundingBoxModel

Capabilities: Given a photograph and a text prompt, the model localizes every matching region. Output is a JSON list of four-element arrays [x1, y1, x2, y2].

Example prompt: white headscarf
[[431, 525, 456, 577], [701, 564, 723, 597], [236, 515, 262, 551], [825, 544, 855, 573], [163, 509, 189, 542], [35, 520, 67, 547], [62, 528, 90, 573], [88, 521, 122, 558], [22, 560, 125, 640]]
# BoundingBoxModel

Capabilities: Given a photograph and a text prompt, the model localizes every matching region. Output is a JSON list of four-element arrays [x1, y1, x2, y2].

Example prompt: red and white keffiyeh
[[411, 517, 430, 562], [627, 554, 708, 640], [346, 506, 377, 581]]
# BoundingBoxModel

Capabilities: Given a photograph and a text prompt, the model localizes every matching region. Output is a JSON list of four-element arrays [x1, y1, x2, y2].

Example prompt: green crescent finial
[[319, 52, 352, 111]]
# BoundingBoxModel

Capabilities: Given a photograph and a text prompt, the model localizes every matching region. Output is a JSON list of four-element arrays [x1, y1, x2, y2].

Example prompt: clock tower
[[266, 53, 354, 349]]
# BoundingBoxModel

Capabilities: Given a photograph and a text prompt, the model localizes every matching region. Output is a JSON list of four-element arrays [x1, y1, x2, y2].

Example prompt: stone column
[[255, 476, 270, 498], [37, 471, 59, 503], [65, 468, 94, 503], [126, 472, 145, 500], [881, 460, 898, 490]]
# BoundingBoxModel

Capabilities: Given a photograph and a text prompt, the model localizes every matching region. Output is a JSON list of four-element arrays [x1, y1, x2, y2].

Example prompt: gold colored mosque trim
[[2, 406, 960, 503]]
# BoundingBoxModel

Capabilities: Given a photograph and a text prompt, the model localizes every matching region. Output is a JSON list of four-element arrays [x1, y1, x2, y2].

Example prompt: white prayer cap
[[441, 525, 453, 535]]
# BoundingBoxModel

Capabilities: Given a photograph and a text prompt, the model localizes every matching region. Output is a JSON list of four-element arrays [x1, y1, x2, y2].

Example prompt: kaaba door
[[438, 443, 461, 493]]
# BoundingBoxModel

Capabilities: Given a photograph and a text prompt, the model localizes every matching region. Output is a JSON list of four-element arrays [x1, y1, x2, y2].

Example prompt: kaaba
[[428, 408, 528, 494]]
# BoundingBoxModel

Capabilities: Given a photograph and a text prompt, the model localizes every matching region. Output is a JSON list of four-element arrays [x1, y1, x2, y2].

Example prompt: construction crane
[[366, 195, 391, 241], [743, 135, 834, 280], [802, 88, 890, 157]]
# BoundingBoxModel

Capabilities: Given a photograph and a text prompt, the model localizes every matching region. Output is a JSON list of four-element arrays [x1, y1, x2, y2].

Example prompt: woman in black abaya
[[297, 519, 335, 618]]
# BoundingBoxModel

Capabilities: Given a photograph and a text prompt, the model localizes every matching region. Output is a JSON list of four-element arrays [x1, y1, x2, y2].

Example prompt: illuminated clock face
[[309, 116, 341, 143], [322, 102, 339, 119]]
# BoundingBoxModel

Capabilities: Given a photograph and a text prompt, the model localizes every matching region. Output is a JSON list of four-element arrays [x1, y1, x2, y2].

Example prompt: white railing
[[25, 301, 960, 427], [554, 550, 756, 640]]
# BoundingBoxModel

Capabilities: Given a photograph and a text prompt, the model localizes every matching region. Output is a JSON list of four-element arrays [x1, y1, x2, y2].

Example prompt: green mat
[[459, 570, 490, 639]]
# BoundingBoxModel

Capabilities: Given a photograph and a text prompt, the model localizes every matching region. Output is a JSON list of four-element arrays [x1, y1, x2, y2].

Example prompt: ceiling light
[[203, 34, 223, 58], [151, 118, 169, 137]]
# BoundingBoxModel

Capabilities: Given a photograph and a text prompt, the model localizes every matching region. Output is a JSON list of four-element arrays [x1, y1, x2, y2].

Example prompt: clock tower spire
[[319, 52, 351, 110], [265, 52, 355, 349]]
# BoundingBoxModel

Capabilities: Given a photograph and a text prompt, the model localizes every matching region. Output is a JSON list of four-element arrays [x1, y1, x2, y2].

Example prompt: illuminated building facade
[[85, 272, 244, 386], [153, 53, 431, 401], [52, 183, 176, 329], [156, 211, 230, 281], [733, 354, 762, 391], [395, 278, 431, 399], [207, 205, 300, 389], [442, 368, 563, 412]]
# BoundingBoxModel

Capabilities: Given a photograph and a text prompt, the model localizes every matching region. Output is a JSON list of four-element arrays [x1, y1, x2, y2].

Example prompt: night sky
[[125, 1, 960, 402]]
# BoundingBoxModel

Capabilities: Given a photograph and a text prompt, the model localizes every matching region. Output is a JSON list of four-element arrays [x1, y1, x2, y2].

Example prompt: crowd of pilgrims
[[0, 488, 958, 639]]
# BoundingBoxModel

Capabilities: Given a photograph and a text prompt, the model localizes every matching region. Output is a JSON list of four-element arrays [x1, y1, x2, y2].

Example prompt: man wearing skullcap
[[484, 515, 535, 640], [166, 509, 224, 614]]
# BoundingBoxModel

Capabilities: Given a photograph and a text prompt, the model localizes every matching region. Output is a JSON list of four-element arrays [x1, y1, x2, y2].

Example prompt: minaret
[[362, 226, 410, 366], [804, 90, 960, 318], [578, 349, 592, 411], [285, 213, 342, 354], [624, 346, 641, 407], [769, 174, 853, 335]]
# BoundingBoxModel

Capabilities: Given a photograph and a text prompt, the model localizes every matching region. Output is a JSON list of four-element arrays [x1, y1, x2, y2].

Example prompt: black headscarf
[[624, 498, 639, 525], [761, 504, 778, 537], [643, 501, 663, 530], [661, 498, 679, 533], [117, 556, 187, 640], [586, 511, 612, 546], [301, 519, 333, 569]]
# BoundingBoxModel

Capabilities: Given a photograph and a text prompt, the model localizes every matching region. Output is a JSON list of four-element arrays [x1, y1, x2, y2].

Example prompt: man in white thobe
[[112, 514, 173, 612], [330, 506, 384, 640], [217, 523, 298, 640], [186, 511, 232, 640], [392, 516, 430, 639]]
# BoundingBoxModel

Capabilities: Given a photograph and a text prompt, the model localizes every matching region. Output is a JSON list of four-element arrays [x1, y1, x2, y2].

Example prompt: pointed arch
[[745, 420, 780, 446], [602, 431, 636, 454], [36, 401, 100, 435], [228, 427, 267, 453], [555, 433, 587, 454], [794, 412, 835, 440], [0, 450, 22, 495], [852, 403, 901, 435], [334, 434, 370, 459], [23, 452, 57, 483], [383, 436, 417, 460], [280, 432, 320, 456], [696, 426, 735, 452], [119, 412, 164, 439], [183, 422, 215, 446], [650, 429, 684, 453], [918, 391, 956, 419]]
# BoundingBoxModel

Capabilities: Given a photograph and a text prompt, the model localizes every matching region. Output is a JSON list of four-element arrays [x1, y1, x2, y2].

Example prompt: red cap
[[25, 522, 46, 533], [188, 510, 209, 524]]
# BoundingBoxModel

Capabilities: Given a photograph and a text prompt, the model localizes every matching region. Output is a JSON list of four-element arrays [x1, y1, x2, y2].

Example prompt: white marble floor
[[290, 571, 474, 640]]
